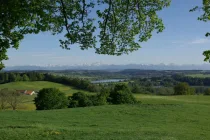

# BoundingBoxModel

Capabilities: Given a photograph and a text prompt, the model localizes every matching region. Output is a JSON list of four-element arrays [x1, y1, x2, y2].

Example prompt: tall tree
[[0, 0, 170, 69], [8, 73, 16, 82], [0, 73, 5, 83], [15, 73, 22, 81]]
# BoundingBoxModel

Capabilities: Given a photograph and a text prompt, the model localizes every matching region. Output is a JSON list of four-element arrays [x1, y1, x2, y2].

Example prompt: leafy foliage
[[190, 0, 210, 61], [68, 84, 138, 108], [0, 0, 170, 69], [68, 92, 93, 108], [204, 88, 210, 95], [0, 88, 9, 110], [0, 72, 99, 92], [109, 84, 137, 104], [6, 89, 22, 110], [174, 82, 194, 95], [34, 88, 68, 110]]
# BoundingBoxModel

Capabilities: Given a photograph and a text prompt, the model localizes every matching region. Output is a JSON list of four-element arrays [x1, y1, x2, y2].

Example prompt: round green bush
[[34, 88, 68, 110], [109, 84, 137, 104], [68, 92, 93, 108], [174, 82, 194, 95]]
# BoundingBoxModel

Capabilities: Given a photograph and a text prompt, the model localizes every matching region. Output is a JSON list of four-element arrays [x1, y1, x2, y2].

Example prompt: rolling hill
[[0, 81, 94, 110], [1, 95, 210, 140], [0, 81, 93, 96]]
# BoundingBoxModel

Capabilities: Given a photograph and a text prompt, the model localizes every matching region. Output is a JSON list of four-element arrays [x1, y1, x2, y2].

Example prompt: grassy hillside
[[0, 81, 94, 110], [1, 95, 210, 140], [0, 81, 93, 96]]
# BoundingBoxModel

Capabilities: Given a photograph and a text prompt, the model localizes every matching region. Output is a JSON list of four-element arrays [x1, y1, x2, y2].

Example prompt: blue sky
[[4, 0, 210, 66]]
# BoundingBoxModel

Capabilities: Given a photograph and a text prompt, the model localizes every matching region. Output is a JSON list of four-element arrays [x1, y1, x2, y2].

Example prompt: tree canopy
[[0, 0, 171, 69], [190, 0, 210, 62]]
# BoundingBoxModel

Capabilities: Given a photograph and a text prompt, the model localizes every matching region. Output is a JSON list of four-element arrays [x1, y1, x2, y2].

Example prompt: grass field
[[0, 81, 93, 96], [186, 73, 210, 78], [0, 81, 94, 110], [1, 94, 210, 140]]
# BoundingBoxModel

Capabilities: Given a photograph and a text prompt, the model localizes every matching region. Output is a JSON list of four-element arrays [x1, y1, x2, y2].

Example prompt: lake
[[91, 79, 126, 84]]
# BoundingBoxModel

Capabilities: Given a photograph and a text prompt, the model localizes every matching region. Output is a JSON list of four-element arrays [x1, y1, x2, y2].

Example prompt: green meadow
[[0, 81, 93, 96], [0, 81, 93, 110], [1, 87, 210, 139]]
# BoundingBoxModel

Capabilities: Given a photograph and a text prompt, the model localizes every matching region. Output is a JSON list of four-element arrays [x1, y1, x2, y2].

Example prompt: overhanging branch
[[60, 0, 71, 36]]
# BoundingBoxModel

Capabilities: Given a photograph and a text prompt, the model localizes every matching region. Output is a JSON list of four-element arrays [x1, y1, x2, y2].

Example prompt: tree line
[[0, 72, 99, 92], [172, 74, 210, 86], [35, 84, 139, 110]]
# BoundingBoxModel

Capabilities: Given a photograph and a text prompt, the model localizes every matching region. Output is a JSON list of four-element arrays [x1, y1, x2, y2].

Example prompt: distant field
[[1, 95, 210, 140], [134, 94, 210, 105], [0, 81, 93, 96], [0, 81, 94, 110], [186, 74, 210, 78]]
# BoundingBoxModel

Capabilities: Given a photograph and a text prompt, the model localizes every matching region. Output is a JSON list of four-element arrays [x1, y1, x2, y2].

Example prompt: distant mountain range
[[3, 63, 210, 71]]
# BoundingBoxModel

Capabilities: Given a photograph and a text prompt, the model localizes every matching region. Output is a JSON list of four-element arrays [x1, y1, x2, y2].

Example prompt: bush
[[91, 89, 110, 106], [204, 88, 210, 95], [68, 92, 93, 108], [109, 84, 137, 104], [131, 84, 141, 93], [34, 88, 68, 110], [174, 82, 194, 95], [68, 85, 139, 108]]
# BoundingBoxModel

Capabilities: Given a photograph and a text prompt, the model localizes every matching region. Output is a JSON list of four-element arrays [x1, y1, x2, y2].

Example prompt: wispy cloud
[[31, 52, 54, 57], [49, 56, 70, 59], [172, 38, 210, 46], [171, 41, 185, 44], [190, 38, 210, 44]]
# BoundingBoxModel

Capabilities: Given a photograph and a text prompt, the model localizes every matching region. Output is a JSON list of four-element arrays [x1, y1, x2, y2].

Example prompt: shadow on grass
[[0, 126, 36, 129]]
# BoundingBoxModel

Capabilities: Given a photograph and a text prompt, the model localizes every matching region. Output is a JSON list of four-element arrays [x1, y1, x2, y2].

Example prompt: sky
[[4, 0, 210, 66]]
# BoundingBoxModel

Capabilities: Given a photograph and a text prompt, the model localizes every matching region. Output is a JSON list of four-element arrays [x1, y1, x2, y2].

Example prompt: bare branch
[[60, 0, 71, 36], [101, 0, 112, 40], [82, 0, 86, 28]]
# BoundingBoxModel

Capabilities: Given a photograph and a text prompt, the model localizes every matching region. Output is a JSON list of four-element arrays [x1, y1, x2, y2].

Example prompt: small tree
[[0, 89, 9, 110], [174, 82, 193, 95], [22, 74, 29, 81], [34, 88, 68, 110], [131, 84, 141, 93], [204, 88, 210, 95], [7, 90, 22, 110], [109, 84, 137, 104], [68, 92, 92, 108], [15, 74, 22, 81]]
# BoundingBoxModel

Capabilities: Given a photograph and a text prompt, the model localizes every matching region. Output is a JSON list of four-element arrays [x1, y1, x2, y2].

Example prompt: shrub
[[0, 89, 9, 110], [91, 92, 109, 106], [174, 82, 194, 95], [68, 92, 93, 108], [204, 88, 210, 95], [109, 84, 137, 104], [131, 84, 141, 93], [34, 88, 68, 110]]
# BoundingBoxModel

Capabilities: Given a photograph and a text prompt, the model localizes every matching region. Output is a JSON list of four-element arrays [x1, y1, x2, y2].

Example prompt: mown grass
[[1, 94, 210, 139]]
